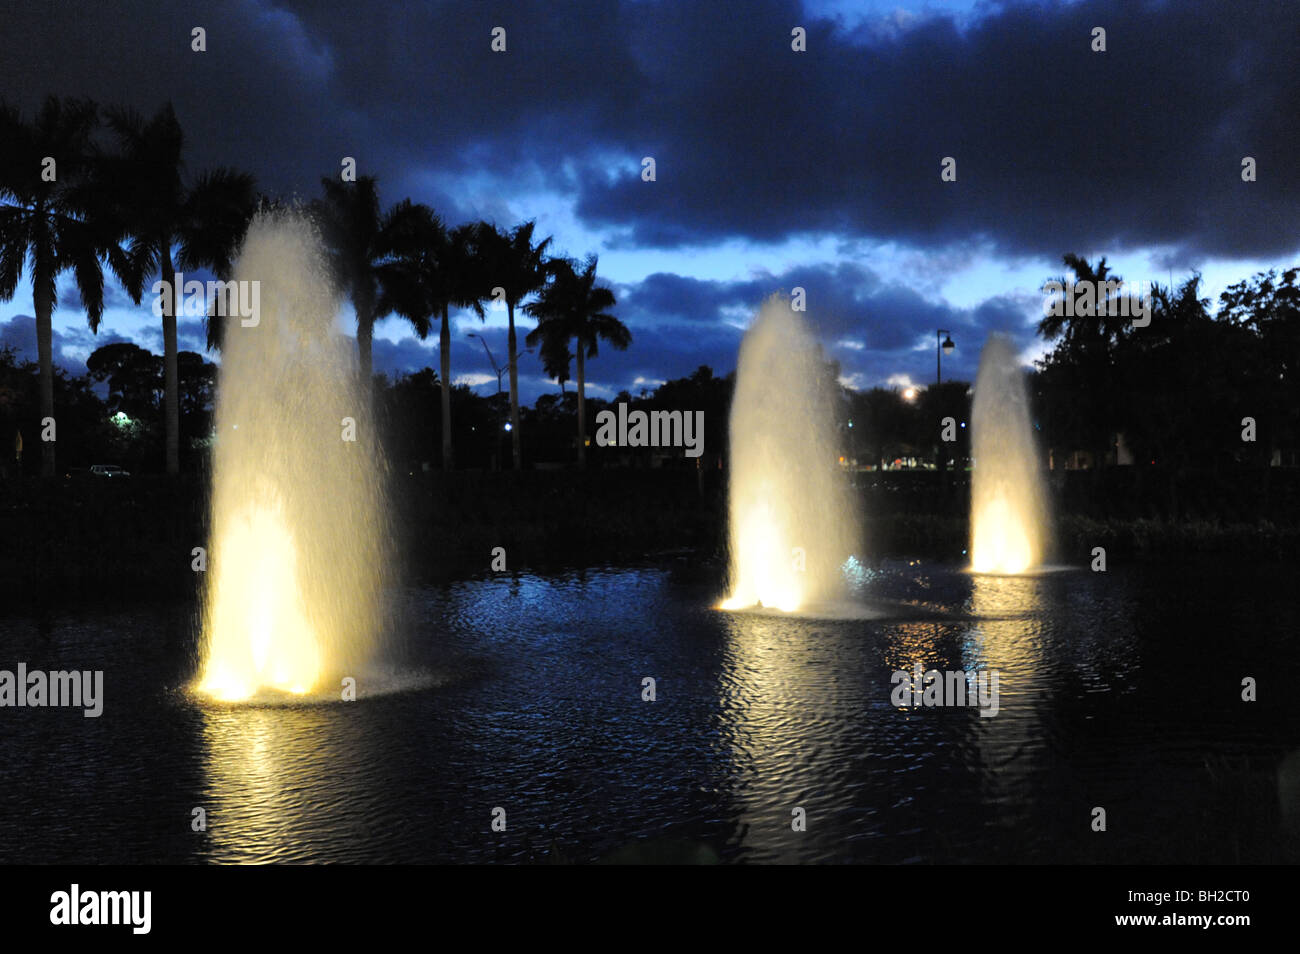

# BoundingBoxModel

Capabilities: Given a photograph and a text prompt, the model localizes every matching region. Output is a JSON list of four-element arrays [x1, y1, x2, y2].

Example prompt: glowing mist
[[969, 333, 1048, 574], [721, 294, 859, 612], [197, 212, 389, 701]]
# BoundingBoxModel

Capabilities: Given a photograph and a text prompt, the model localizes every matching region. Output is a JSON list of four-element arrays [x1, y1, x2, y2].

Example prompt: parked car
[[89, 464, 131, 478]]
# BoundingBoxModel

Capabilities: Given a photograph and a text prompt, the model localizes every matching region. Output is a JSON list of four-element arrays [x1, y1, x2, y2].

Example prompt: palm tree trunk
[[440, 305, 453, 470], [34, 290, 55, 478], [507, 301, 522, 469], [576, 344, 586, 469], [163, 246, 180, 476]]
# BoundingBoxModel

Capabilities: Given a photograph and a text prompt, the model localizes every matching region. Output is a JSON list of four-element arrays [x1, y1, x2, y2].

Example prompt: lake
[[2, 559, 1297, 863]]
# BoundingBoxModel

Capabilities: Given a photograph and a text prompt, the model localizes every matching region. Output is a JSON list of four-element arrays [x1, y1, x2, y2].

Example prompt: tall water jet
[[969, 333, 1048, 574], [197, 211, 390, 702], [721, 294, 859, 612]]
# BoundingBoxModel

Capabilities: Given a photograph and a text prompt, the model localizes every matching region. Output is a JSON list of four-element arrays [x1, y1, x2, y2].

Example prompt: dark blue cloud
[[4, 0, 1292, 261], [0, 314, 142, 375], [3, 0, 1294, 400]]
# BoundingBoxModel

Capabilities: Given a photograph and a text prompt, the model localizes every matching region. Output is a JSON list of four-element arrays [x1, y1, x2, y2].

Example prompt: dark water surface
[[2, 560, 1298, 864]]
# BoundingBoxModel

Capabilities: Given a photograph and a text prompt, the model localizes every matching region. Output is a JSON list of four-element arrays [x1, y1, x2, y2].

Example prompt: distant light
[[903, 387, 917, 401], [110, 411, 132, 429], [504, 422, 513, 432], [847, 420, 853, 428]]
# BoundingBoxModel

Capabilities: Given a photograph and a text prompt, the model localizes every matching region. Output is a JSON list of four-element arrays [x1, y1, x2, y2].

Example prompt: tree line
[[0, 97, 632, 478], [5, 99, 1298, 489], [846, 255, 1300, 518], [0, 341, 728, 477]]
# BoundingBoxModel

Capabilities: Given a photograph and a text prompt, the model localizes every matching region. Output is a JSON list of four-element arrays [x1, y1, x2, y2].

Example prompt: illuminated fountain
[[969, 333, 1048, 574], [721, 294, 859, 612], [197, 211, 390, 702]]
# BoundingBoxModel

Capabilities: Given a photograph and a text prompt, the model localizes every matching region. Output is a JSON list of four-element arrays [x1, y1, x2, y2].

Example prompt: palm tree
[[0, 96, 131, 477], [372, 198, 437, 342], [312, 176, 397, 384], [371, 200, 441, 458], [1034, 252, 1118, 473], [474, 220, 553, 469], [525, 255, 630, 467], [1039, 254, 1133, 357], [373, 207, 486, 469], [313, 180, 452, 417], [436, 223, 489, 470], [103, 102, 256, 475]]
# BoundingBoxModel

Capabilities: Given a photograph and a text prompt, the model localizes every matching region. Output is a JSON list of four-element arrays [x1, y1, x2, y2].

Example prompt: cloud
[[571, 0, 1300, 262], [607, 261, 1042, 389], [0, 313, 140, 375], [3, 0, 1292, 262], [4, 0, 1294, 400]]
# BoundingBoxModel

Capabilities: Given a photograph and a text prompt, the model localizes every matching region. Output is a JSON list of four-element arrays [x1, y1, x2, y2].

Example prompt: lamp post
[[937, 330, 954, 385], [468, 333, 506, 393], [468, 333, 507, 469], [935, 330, 955, 483], [469, 333, 531, 469], [469, 333, 532, 392]]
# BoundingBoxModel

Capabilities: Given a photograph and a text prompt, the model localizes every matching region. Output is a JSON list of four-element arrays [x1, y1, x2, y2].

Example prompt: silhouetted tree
[[86, 341, 161, 419], [371, 204, 488, 469], [313, 177, 434, 385], [103, 101, 256, 474], [0, 96, 132, 477], [850, 387, 918, 469], [474, 220, 553, 469], [525, 255, 630, 468], [1037, 254, 1141, 473], [1219, 266, 1300, 460]]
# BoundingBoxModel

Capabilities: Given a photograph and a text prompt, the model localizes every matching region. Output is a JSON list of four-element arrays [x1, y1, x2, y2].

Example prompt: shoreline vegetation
[[4, 467, 1299, 602]]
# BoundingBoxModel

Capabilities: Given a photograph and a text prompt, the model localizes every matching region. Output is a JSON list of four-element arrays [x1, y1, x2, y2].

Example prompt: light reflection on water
[[199, 706, 376, 864], [0, 561, 1297, 864]]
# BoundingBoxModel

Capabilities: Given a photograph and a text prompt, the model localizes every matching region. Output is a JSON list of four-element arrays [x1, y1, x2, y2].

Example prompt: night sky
[[1, 0, 1296, 401]]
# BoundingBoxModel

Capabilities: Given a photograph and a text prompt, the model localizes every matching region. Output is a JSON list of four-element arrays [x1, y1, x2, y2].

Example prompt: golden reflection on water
[[965, 573, 1045, 671], [875, 574, 1050, 800], [198, 703, 375, 863], [964, 573, 1049, 802], [715, 610, 854, 860]]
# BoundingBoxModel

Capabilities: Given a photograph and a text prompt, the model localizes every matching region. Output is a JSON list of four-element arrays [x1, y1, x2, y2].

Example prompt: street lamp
[[468, 333, 506, 393], [468, 333, 509, 470], [937, 330, 954, 385], [468, 333, 531, 391], [469, 333, 532, 469]]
